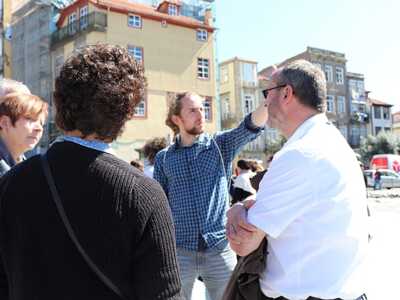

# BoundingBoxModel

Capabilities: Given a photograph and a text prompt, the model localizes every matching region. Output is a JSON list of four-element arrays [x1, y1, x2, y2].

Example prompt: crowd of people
[[0, 44, 369, 300]]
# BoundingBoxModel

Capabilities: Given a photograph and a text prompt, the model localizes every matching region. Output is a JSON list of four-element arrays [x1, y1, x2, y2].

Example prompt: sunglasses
[[262, 84, 287, 99]]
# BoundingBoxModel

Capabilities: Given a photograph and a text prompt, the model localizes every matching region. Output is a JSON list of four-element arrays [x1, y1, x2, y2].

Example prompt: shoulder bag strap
[[40, 154, 125, 299]]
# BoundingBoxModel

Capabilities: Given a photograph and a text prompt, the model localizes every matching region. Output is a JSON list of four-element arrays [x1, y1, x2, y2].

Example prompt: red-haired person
[[0, 92, 47, 176]]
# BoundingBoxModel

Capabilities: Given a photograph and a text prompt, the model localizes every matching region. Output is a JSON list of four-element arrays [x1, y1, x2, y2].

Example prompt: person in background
[[0, 79, 30, 97], [373, 169, 382, 190], [142, 137, 167, 178], [231, 159, 256, 205], [248, 159, 264, 173], [0, 92, 47, 176]]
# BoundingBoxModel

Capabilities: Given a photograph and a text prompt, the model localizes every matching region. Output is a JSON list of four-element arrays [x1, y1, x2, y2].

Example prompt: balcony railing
[[51, 12, 107, 47]]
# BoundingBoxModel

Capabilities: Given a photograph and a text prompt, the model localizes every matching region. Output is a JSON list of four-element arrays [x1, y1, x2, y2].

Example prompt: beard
[[185, 126, 204, 135]]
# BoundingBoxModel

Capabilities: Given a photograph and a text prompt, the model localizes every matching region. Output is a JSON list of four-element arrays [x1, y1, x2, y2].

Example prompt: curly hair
[[54, 44, 146, 141], [142, 137, 167, 164]]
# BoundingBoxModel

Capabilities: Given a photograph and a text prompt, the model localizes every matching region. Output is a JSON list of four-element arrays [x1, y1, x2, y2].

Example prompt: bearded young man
[[153, 91, 269, 300]]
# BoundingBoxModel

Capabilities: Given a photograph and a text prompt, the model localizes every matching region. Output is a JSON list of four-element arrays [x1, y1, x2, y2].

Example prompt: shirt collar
[[52, 135, 116, 155], [0, 138, 17, 167], [284, 113, 330, 147], [172, 133, 209, 149]]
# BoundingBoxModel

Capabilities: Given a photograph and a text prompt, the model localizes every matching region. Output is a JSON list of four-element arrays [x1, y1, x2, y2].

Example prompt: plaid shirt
[[154, 114, 263, 251]]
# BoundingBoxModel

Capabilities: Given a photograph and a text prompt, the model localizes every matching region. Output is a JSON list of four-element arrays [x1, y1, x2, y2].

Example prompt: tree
[[264, 135, 287, 157], [359, 131, 399, 164]]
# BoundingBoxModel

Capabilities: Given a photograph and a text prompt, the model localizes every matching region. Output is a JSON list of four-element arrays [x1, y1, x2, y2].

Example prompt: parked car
[[364, 169, 400, 189]]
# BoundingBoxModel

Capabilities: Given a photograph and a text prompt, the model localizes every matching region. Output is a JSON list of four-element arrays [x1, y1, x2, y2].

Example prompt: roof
[[368, 98, 393, 107], [57, 0, 214, 32], [219, 56, 258, 66]]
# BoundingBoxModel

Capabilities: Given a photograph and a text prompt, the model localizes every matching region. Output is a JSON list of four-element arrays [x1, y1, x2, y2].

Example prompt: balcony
[[351, 111, 369, 124], [51, 12, 107, 48]]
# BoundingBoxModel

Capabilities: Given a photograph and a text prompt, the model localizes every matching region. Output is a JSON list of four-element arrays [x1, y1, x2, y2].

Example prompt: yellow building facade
[[219, 57, 267, 162], [51, 0, 217, 161]]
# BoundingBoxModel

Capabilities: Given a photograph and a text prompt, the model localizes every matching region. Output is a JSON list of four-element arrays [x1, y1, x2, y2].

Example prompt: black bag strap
[[40, 154, 125, 299]]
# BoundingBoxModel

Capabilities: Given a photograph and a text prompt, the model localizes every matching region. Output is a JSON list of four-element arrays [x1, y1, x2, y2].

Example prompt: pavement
[[365, 188, 400, 299], [191, 188, 400, 300]]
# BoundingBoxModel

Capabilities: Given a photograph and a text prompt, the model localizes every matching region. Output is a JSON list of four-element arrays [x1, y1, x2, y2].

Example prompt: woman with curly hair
[[142, 137, 167, 178], [0, 44, 182, 300]]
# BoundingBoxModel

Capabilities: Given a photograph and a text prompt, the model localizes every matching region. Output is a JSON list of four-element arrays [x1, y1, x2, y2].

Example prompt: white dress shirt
[[248, 113, 368, 300]]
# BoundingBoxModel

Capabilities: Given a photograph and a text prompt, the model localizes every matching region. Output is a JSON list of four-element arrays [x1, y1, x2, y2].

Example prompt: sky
[[215, 0, 400, 112]]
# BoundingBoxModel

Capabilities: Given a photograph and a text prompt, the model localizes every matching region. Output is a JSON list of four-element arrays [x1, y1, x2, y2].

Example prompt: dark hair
[[276, 60, 327, 112], [237, 159, 252, 171], [54, 44, 146, 141], [130, 159, 144, 171], [142, 137, 167, 165]]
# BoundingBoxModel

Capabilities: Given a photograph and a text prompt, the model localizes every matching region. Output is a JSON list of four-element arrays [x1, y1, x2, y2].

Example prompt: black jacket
[[0, 142, 182, 300]]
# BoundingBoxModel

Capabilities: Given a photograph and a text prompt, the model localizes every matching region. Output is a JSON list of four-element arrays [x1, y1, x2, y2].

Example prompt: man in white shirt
[[226, 60, 368, 300]]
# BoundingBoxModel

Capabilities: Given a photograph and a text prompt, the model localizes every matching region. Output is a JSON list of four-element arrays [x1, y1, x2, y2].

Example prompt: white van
[[370, 154, 400, 174]]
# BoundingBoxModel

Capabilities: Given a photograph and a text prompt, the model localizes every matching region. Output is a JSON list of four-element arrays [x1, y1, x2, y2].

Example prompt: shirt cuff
[[244, 114, 265, 133]]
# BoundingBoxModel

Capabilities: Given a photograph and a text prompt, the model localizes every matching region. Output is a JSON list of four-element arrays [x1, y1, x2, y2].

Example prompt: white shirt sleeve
[[248, 149, 317, 238]]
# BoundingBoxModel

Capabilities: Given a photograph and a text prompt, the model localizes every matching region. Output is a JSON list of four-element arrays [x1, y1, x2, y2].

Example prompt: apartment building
[[347, 72, 369, 147], [219, 57, 266, 161], [369, 98, 393, 135], [10, 0, 73, 148], [392, 111, 400, 137], [51, 0, 217, 161]]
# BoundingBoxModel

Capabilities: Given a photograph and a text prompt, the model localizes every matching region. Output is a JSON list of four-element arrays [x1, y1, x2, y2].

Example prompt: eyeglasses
[[262, 84, 286, 99]]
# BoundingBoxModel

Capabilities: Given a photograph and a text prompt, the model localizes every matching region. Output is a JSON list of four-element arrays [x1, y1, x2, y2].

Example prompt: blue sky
[[215, 0, 400, 112]]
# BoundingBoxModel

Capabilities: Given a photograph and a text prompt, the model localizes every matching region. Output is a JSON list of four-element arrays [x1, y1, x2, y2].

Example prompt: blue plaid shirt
[[154, 114, 263, 251]]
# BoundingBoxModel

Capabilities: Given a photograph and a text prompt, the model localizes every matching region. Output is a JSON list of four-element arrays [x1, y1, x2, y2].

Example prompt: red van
[[370, 154, 400, 174]]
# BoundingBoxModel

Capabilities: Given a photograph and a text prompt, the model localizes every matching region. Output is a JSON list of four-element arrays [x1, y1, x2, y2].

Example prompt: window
[[221, 95, 230, 120], [134, 100, 146, 117], [324, 65, 333, 82], [244, 94, 255, 115], [336, 67, 344, 84], [384, 127, 391, 132], [340, 126, 348, 139], [374, 106, 381, 119], [375, 126, 382, 134], [197, 58, 209, 79], [337, 96, 346, 114], [220, 66, 228, 83], [80, 6, 89, 29], [326, 95, 335, 113], [68, 13, 77, 34], [128, 46, 143, 64], [54, 54, 64, 77], [128, 15, 142, 28], [196, 29, 208, 41], [203, 97, 212, 121], [168, 4, 178, 15], [383, 107, 390, 119], [241, 63, 256, 85]]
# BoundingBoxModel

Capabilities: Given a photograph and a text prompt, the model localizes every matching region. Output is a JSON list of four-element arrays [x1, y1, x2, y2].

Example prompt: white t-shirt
[[233, 170, 256, 194], [144, 165, 154, 178], [248, 113, 368, 300]]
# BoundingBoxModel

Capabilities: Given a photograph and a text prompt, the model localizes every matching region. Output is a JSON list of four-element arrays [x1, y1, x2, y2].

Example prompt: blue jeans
[[177, 240, 237, 300]]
